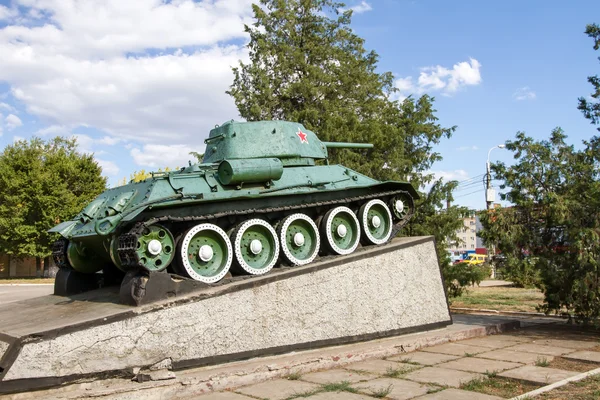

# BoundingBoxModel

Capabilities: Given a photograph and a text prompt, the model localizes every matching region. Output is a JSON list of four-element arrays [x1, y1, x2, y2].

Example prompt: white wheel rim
[[325, 206, 360, 255], [233, 219, 279, 275], [280, 213, 320, 266], [180, 223, 232, 283], [360, 199, 393, 245]]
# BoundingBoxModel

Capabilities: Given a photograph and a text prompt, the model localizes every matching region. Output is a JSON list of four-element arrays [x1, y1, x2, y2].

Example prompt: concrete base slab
[[353, 377, 432, 399], [499, 365, 579, 385], [438, 357, 522, 374], [236, 379, 319, 400], [563, 350, 600, 363], [536, 339, 600, 350], [457, 335, 529, 348], [200, 392, 254, 400], [477, 349, 555, 364], [421, 342, 490, 356], [504, 343, 576, 356], [0, 237, 452, 394], [402, 366, 483, 387], [418, 388, 503, 399], [388, 351, 460, 366], [309, 392, 372, 400], [301, 369, 375, 384]]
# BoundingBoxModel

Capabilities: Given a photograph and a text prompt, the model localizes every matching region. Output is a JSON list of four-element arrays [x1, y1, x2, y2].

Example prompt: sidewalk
[[5, 313, 598, 399]]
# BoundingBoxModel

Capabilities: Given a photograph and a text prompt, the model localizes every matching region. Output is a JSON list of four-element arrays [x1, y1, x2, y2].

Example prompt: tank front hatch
[[202, 120, 328, 167]]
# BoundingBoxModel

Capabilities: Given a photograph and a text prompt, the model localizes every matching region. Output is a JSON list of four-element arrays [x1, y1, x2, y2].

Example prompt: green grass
[[451, 286, 545, 313], [370, 384, 393, 398], [535, 357, 550, 367], [286, 381, 358, 399], [284, 371, 302, 380]]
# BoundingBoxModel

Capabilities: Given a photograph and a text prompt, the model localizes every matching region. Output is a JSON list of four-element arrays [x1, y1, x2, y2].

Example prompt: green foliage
[[229, 0, 466, 294], [0, 137, 107, 258], [444, 262, 491, 298], [480, 128, 600, 324], [578, 23, 600, 131]]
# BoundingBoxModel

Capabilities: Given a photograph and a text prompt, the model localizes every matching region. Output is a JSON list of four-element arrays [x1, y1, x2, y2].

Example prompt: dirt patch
[[451, 286, 544, 313], [537, 374, 600, 400], [459, 375, 542, 398], [548, 357, 600, 373]]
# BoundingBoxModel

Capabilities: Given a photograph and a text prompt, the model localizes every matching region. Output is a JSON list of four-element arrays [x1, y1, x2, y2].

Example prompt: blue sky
[[0, 0, 598, 210]]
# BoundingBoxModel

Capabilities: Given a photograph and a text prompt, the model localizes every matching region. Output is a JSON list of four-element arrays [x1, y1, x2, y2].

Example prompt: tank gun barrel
[[323, 142, 374, 149]]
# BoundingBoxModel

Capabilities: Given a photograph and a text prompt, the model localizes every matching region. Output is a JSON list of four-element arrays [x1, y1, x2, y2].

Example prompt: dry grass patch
[[0, 278, 54, 284], [451, 286, 544, 313], [548, 357, 600, 373], [537, 374, 600, 400], [460, 376, 542, 398]]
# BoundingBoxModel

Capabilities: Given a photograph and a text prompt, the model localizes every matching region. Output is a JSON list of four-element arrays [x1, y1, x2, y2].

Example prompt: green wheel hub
[[133, 224, 175, 272], [279, 213, 320, 266], [232, 219, 279, 275], [360, 199, 393, 245], [178, 223, 232, 283], [322, 206, 360, 255]]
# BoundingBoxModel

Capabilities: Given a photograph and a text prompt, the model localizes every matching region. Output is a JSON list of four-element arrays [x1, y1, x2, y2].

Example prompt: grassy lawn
[[451, 285, 545, 313], [0, 278, 55, 284], [537, 374, 600, 400]]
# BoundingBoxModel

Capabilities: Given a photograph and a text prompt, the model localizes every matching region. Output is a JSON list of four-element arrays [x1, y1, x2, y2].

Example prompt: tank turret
[[50, 120, 418, 294]]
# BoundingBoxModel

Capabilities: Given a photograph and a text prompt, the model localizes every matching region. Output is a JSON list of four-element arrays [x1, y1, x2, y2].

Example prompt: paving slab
[[416, 388, 504, 399], [199, 392, 254, 399], [504, 343, 576, 356], [563, 350, 600, 363], [438, 357, 522, 374], [388, 351, 460, 366], [353, 377, 432, 400], [402, 366, 482, 388], [420, 342, 490, 356], [308, 392, 373, 399], [300, 369, 375, 384], [535, 339, 600, 350], [236, 379, 320, 400], [477, 349, 555, 364], [457, 335, 530, 348], [499, 365, 579, 385], [345, 359, 419, 375]]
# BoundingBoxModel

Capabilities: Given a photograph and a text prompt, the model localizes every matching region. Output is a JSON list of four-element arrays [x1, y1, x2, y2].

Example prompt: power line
[[453, 188, 486, 199]]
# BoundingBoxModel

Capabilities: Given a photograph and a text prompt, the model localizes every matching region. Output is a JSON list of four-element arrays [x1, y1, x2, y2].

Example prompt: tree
[[578, 23, 600, 131], [0, 137, 107, 276], [228, 0, 466, 291], [118, 167, 177, 186], [480, 129, 600, 323]]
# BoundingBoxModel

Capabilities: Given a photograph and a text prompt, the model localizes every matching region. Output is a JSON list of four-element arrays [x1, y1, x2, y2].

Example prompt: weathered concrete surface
[[564, 350, 600, 363], [499, 365, 579, 385], [0, 340, 8, 361], [236, 379, 319, 400], [353, 377, 432, 399], [301, 369, 375, 384], [418, 388, 503, 399], [437, 357, 522, 373], [402, 366, 483, 387], [388, 351, 459, 365], [420, 342, 490, 356], [0, 285, 54, 305], [0, 237, 452, 392]]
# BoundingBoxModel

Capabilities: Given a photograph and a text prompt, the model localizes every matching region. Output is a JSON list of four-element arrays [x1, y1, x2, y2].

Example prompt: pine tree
[[578, 23, 600, 131]]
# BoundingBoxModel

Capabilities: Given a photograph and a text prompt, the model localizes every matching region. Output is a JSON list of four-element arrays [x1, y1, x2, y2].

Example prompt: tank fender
[[48, 220, 77, 236]]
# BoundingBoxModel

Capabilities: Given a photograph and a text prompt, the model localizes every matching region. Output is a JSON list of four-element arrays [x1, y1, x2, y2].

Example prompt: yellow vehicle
[[460, 254, 487, 266]]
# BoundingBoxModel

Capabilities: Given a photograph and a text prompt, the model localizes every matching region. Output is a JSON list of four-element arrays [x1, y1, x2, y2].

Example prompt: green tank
[[50, 120, 419, 286]]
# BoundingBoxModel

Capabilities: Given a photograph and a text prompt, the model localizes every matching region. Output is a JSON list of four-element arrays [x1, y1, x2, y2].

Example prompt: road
[[0, 284, 54, 305]]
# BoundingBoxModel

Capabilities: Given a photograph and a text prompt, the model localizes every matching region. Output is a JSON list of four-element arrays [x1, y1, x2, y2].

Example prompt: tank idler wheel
[[320, 206, 361, 255], [66, 241, 105, 274], [134, 224, 175, 272], [177, 223, 232, 283], [231, 219, 280, 275], [278, 213, 320, 266], [390, 194, 412, 221], [359, 199, 393, 245]]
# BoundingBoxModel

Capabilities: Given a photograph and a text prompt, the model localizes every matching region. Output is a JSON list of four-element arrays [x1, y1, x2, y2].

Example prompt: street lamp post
[[485, 144, 505, 278]]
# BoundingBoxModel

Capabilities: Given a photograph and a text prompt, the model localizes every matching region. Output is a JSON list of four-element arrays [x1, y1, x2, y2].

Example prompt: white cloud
[[349, 1, 372, 14], [431, 169, 470, 182], [395, 58, 482, 99], [513, 86, 536, 101], [0, 5, 17, 21], [0, 102, 16, 113], [456, 145, 479, 151], [130, 144, 202, 168], [0, 0, 254, 146], [36, 125, 72, 136], [5, 114, 23, 130], [12, 135, 25, 142], [96, 159, 120, 176]]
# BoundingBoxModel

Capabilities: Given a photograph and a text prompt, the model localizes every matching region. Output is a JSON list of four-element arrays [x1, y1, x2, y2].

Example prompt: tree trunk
[[36, 257, 42, 278]]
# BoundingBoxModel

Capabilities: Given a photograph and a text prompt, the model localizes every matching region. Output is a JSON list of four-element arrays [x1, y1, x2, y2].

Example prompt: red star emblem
[[297, 128, 308, 144]]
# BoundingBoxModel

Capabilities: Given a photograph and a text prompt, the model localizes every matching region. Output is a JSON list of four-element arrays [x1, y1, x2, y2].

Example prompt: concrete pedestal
[[0, 236, 451, 394]]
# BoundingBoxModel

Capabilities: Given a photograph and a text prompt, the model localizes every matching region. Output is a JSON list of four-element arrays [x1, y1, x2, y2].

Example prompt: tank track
[[117, 189, 415, 270], [51, 237, 70, 269]]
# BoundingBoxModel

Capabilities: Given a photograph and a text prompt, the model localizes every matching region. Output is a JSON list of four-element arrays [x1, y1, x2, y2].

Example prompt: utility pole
[[486, 144, 506, 277]]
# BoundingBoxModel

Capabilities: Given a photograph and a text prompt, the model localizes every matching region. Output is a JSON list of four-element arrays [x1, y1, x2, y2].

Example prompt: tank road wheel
[[231, 219, 279, 275], [134, 224, 175, 272], [278, 213, 320, 266], [321, 206, 361, 255], [359, 199, 393, 245], [178, 223, 232, 283]]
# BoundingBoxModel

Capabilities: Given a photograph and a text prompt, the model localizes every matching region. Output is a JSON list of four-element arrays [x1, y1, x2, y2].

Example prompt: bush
[[443, 262, 491, 298]]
